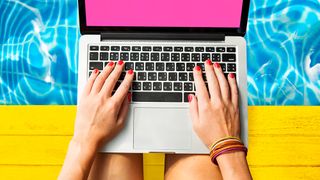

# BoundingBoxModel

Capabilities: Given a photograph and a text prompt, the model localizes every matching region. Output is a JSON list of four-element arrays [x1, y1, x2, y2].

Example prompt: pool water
[[0, 0, 319, 105]]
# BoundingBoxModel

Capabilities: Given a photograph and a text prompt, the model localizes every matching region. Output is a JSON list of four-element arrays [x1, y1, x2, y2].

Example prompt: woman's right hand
[[188, 60, 240, 147]]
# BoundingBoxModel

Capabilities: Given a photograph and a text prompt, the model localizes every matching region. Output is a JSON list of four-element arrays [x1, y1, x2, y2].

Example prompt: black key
[[158, 72, 167, 81], [100, 52, 108, 60], [90, 46, 99, 51], [206, 47, 215, 52], [88, 71, 92, 77], [153, 46, 162, 51], [171, 53, 180, 61], [186, 63, 195, 71], [174, 47, 183, 52], [179, 73, 188, 81], [146, 62, 154, 71], [142, 46, 151, 51], [163, 82, 172, 91], [130, 53, 139, 61], [202, 53, 211, 61], [212, 54, 221, 61], [143, 82, 152, 90], [166, 63, 175, 71], [202, 73, 207, 81], [176, 63, 185, 71], [153, 82, 162, 91], [216, 47, 225, 52], [169, 72, 177, 81], [227, 47, 236, 52], [161, 53, 170, 61], [192, 53, 201, 61], [148, 72, 157, 81], [119, 72, 126, 80], [90, 52, 98, 60], [125, 62, 134, 70], [120, 52, 129, 61], [197, 63, 205, 71], [138, 72, 147, 81], [156, 63, 165, 71], [195, 47, 204, 52], [89, 62, 103, 70], [111, 46, 120, 51], [189, 73, 194, 81], [132, 82, 141, 90], [113, 81, 122, 91], [135, 62, 144, 71], [151, 53, 160, 61], [132, 46, 141, 51], [181, 53, 191, 61], [100, 46, 109, 51], [185, 47, 194, 52], [141, 53, 150, 61], [110, 52, 119, 60], [184, 92, 195, 102], [173, 82, 183, 91], [164, 47, 173, 51], [132, 92, 182, 102], [221, 63, 226, 71], [227, 63, 236, 72], [121, 46, 130, 51], [222, 54, 236, 62], [184, 83, 193, 91]]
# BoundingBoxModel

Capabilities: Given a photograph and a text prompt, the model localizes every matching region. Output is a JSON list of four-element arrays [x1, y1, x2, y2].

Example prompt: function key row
[[89, 46, 236, 52]]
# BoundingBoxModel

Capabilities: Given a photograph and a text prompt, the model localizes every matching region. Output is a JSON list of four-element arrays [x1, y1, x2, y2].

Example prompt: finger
[[228, 73, 239, 107], [82, 68, 99, 96], [204, 59, 222, 103], [213, 62, 230, 103], [112, 69, 134, 103], [193, 66, 210, 105], [188, 94, 199, 126], [91, 61, 115, 94], [116, 93, 131, 127], [101, 60, 125, 96]]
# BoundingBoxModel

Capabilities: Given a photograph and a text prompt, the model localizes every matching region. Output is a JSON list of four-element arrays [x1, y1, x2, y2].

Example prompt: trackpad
[[133, 107, 192, 150]]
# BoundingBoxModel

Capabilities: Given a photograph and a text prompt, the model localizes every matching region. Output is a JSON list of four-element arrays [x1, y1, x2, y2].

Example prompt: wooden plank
[[144, 153, 164, 165], [144, 165, 164, 180], [0, 165, 61, 180], [250, 167, 320, 180]]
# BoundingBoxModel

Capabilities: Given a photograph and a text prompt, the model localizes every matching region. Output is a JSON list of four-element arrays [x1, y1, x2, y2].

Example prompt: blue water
[[0, 0, 319, 105]]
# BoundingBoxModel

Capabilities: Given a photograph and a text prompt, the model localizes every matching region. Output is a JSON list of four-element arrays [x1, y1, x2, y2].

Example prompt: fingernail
[[206, 59, 212, 65], [214, 62, 220, 68], [118, 60, 124, 65], [128, 69, 134, 75], [94, 69, 99, 73], [127, 93, 132, 102], [229, 73, 235, 78], [188, 94, 193, 102], [108, 61, 114, 66], [195, 66, 201, 71]]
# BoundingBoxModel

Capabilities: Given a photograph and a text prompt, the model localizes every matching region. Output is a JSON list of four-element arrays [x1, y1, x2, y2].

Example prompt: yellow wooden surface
[[0, 106, 319, 179]]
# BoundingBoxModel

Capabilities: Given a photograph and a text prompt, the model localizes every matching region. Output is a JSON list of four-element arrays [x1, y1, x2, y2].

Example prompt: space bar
[[132, 92, 182, 102]]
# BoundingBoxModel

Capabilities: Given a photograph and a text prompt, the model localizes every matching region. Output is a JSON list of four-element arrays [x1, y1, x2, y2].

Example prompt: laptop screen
[[85, 0, 243, 28]]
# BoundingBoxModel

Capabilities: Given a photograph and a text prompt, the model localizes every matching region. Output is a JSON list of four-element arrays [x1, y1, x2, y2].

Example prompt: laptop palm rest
[[133, 107, 192, 151]]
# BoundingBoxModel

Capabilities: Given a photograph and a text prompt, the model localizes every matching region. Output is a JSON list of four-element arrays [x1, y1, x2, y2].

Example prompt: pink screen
[[85, 0, 243, 27]]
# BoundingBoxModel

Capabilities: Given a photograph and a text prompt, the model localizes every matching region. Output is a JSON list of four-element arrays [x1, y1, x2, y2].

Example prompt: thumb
[[188, 94, 199, 126]]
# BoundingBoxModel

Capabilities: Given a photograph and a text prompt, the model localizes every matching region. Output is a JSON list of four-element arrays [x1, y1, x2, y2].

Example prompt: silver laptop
[[77, 0, 249, 153]]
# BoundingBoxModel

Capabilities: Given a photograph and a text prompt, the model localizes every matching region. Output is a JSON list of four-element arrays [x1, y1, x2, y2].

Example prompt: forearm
[[217, 151, 252, 180], [58, 138, 98, 180]]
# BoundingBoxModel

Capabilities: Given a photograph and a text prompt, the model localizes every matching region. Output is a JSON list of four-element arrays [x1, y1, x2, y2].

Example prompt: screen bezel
[[78, 0, 250, 36]]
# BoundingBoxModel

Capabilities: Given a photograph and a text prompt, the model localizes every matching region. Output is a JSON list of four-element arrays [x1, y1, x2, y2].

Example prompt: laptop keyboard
[[88, 45, 237, 103]]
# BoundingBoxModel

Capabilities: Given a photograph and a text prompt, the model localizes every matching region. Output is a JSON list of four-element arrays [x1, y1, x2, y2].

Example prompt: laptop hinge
[[101, 32, 225, 41]]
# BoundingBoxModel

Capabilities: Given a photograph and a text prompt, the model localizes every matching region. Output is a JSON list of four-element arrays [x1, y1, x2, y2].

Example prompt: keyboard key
[[90, 52, 98, 60], [100, 46, 109, 51], [185, 47, 194, 52], [195, 47, 204, 52], [174, 47, 183, 52], [163, 82, 172, 91], [130, 53, 139, 61], [222, 54, 236, 62], [192, 53, 201, 61], [135, 62, 144, 71], [119, 72, 126, 80], [221, 63, 226, 71], [166, 63, 175, 71], [100, 52, 108, 60], [169, 72, 177, 81], [153, 82, 162, 90], [206, 47, 215, 52], [161, 53, 170, 61], [132, 92, 182, 102], [132, 82, 141, 90], [227, 47, 236, 52], [153, 46, 162, 51], [146, 62, 154, 71], [125, 62, 134, 70], [216, 47, 225, 52], [113, 81, 122, 91], [143, 82, 152, 90], [189, 73, 194, 81], [121, 46, 130, 51], [174, 82, 183, 91], [148, 72, 157, 81], [202, 73, 207, 81], [156, 63, 165, 71], [186, 63, 195, 71], [202, 53, 211, 61], [158, 72, 167, 81], [181, 53, 191, 61], [197, 63, 205, 71], [132, 46, 141, 51], [151, 53, 160, 61], [90, 46, 99, 51], [171, 53, 180, 61], [227, 63, 236, 72], [212, 54, 221, 61], [176, 63, 185, 71], [184, 92, 195, 102], [141, 53, 150, 61], [110, 52, 119, 60], [184, 83, 193, 91], [138, 72, 147, 81], [164, 47, 173, 51], [142, 46, 152, 51], [179, 73, 188, 81], [120, 52, 129, 61], [111, 46, 120, 51], [89, 62, 103, 70]]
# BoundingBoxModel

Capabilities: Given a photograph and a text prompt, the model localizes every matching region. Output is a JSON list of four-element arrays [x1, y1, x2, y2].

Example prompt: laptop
[[77, 0, 249, 153]]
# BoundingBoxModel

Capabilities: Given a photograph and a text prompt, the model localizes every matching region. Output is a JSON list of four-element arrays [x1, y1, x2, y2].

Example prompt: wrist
[[70, 135, 99, 154]]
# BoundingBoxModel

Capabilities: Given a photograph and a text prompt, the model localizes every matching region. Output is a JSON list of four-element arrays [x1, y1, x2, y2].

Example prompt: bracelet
[[210, 144, 245, 159], [210, 139, 242, 152], [211, 146, 248, 165], [209, 136, 241, 150]]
